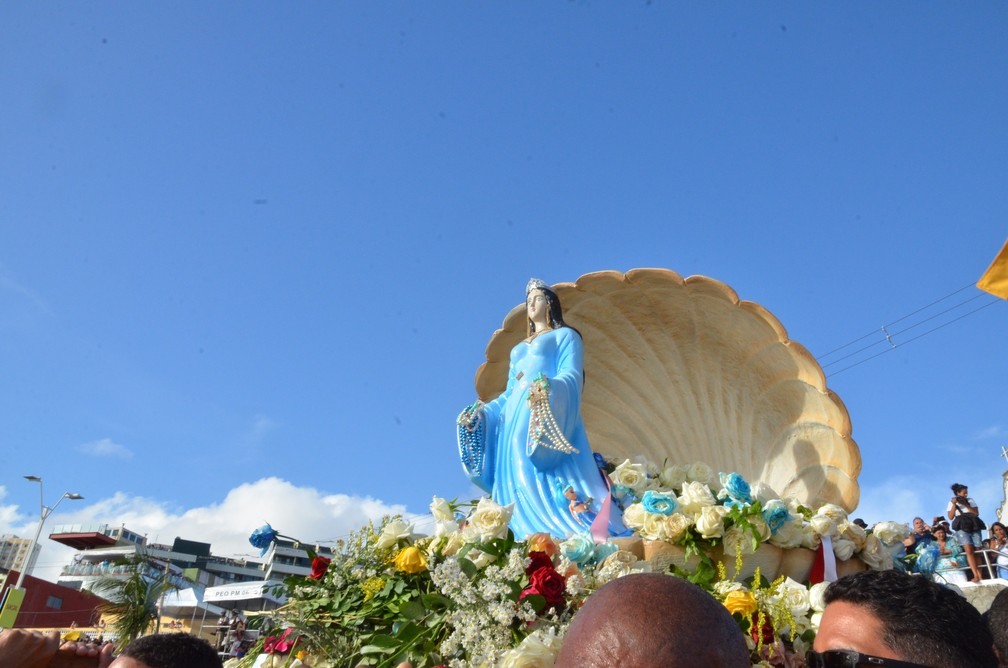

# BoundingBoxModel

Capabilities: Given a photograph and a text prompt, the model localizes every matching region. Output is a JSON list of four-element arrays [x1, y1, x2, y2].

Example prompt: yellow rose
[[723, 590, 758, 616], [393, 546, 427, 574]]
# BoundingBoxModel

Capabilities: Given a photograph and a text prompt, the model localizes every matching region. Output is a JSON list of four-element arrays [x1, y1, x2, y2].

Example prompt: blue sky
[[2, 3, 1006, 579]]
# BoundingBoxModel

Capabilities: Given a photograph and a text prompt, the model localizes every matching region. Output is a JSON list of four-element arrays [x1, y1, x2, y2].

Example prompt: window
[[46, 596, 62, 609]]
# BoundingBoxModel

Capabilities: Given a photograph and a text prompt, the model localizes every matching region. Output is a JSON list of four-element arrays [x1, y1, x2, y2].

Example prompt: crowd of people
[[903, 482, 1008, 584], [0, 631, 222, 668], [3, 567, 1008, 667]]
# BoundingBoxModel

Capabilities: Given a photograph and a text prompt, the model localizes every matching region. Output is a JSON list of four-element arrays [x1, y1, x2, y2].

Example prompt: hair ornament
[[526, 278, 549, 295]]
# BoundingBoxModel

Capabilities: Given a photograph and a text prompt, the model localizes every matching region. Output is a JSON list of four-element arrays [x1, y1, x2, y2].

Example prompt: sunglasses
[[806, 649, 929, 667]]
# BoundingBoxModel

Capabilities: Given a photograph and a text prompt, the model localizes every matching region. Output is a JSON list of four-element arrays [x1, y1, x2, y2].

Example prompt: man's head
[[988, 587, 1008, 667], [814, 569, 997, 668], [555, 572, 749, 668], [109, 633, 222, 668]]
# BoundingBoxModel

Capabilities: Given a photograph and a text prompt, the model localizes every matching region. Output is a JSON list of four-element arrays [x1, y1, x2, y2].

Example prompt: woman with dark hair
[[947, 482, 985, 582], [917, 523, 968, 584], [990, 521, 1008, 579], [457, 278, 627, 538]]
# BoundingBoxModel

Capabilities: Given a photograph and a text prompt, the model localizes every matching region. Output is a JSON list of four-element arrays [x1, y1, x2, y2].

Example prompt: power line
[[826, 297, 1001, 377], [818, 281, 977, 361], [820, 291, 990, 369]]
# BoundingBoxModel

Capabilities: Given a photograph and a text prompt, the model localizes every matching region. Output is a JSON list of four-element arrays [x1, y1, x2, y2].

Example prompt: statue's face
[[527, 289, 548, 322]]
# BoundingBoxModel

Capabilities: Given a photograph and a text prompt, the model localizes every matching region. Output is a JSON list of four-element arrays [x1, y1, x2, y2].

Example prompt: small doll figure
[[560, 483, 597, 528]]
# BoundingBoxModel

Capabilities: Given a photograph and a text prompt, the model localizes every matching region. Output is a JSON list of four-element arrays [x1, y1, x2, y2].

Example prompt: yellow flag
[[977, 239, 1008, 300]]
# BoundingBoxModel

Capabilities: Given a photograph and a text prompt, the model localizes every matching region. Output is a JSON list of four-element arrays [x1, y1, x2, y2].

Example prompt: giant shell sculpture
[[474, 268, 861, 512]]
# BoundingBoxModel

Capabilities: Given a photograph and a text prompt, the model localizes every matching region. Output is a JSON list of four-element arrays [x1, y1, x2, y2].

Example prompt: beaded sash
[[457, 403, 487, 476]]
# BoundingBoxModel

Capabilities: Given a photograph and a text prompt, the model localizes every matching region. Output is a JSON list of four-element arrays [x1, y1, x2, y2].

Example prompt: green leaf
[[458, 558, 478, 578], [399, 600, 425, 620], [523, 593, 546, 613], [420, 593, 451, 610]]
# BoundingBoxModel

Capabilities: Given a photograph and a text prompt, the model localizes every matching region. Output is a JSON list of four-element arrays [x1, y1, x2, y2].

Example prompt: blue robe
[[459, 327, 627, 539]]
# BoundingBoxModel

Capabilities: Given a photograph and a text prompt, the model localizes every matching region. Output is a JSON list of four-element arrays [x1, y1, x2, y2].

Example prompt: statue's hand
[[457, 401, 484, 429]]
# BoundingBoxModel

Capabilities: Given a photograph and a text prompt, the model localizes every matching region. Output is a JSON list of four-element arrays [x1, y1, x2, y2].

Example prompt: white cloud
[[0, 478, 412, 583], [246, 415, 278, 446], [78, 438, 134, 459], [851, 477, 926, 526], [975, 425, 1007, 441], [856, 471, 1007, 530]]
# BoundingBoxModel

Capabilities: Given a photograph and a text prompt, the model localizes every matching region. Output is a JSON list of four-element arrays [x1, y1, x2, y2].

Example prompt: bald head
[[556, 573, 749, 668]]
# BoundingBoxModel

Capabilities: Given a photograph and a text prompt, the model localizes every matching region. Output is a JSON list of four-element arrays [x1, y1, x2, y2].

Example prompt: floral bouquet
[[238, 459, 910, 667]]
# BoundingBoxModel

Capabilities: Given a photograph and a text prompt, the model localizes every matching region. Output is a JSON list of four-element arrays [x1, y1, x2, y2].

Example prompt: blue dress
[[458, 327, 627, 539]]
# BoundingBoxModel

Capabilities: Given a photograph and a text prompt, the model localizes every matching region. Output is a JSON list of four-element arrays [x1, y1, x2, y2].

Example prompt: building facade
[[0, 535, 41, 575]]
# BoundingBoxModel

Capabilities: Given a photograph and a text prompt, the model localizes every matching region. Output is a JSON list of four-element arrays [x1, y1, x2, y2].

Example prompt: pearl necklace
[[527, 376, 578, 455]]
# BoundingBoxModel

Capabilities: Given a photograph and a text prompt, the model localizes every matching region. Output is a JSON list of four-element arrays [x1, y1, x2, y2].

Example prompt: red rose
[[528, 566, 566, 608], [526, 551, 553, 576], [308, 555, 331, 580], [749, 614, 775, 645]]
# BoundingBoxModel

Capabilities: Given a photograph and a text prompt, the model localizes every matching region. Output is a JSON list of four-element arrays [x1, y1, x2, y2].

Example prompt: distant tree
[[90, 556, 178, 650]]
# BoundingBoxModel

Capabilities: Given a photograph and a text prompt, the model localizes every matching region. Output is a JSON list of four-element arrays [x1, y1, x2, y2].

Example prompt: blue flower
[[562, 533, 596, 567], [591, 542, 618, 563], [249, 523, 278, 556], [719, 472, 752, 506], [761, 500, 791, 534], [641, 490, 677, 516], [611, 484, 638, 507]]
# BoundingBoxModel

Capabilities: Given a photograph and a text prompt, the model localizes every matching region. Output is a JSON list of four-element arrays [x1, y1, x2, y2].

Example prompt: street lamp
[[14, 476, 84, 589]]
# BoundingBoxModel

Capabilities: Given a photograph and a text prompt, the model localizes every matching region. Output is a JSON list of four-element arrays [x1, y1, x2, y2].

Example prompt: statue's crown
[[526, 278, 549, 295]]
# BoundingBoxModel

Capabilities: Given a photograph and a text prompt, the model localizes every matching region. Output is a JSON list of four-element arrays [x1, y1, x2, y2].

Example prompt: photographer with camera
[[947, 482, 986, 582]]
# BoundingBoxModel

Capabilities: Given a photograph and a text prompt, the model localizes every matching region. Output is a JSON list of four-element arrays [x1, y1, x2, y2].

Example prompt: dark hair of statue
[[526, 287, 585, 387], [823, 569, 997, 668], [527, 286, 582, 341]]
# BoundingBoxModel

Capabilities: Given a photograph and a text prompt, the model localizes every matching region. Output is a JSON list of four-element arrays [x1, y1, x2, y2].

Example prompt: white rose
[[816, 503, 848, 522], [622, 503, 647, 530], [499, 631, 559, 668], [778, 577, 811, 616], [809, 514, 838, 538], [723, 527, 757, 556], [749, 481, 778, 504], [810, 611, 823, 631], [435, 530, 466, 557], [800, 523, 822, 550], [678, 480, 716, 515], [696, 505, 729, 539], [633, 455, 661, 478], [663, 513, 691, 543], [375, 518, 416, 550], [434, 520, 459, 537], [469, 497, 514, 542], [748, 513, 771, 541], [808, 581, 830, 612], [872, 521, 911, 547], [602, 550, 639, 567], [832, 537, 856, 561], [642, 513, 668, 541], [839, 521, 867, 550], [468, 548, 497, 569], [687, 461, 714, 486], [611, 459, 650, 494], [858, 534, 893, 571], [768, 519, 804, 549], [430, 496, 454, 523], [659, 464, 688, 490], [713, 580, 744, 596]]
